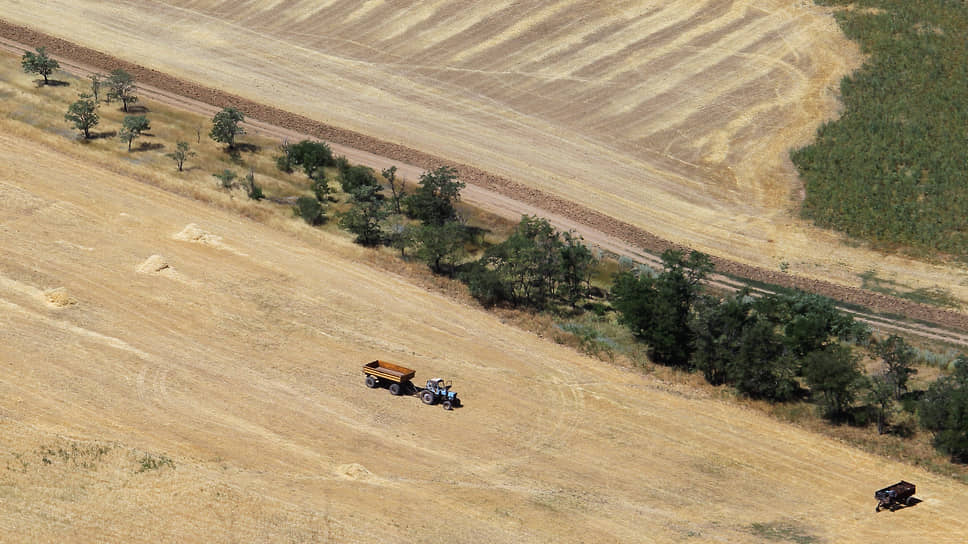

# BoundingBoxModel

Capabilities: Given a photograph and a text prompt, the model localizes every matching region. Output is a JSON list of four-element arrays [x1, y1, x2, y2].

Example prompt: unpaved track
[[2, 18, 968, 338], [2, 114, 968, 542]]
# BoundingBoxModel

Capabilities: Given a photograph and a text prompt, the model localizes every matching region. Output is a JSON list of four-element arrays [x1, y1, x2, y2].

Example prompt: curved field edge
[[793, 0, 968, 256], [4, 19, 968, 333]]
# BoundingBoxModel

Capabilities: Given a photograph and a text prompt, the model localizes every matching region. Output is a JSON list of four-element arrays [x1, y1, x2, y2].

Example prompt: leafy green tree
[[405, 166, 465, 226], [64, 94, 99, 139], [382, 166, 406, 215], [412, 222, 466, 275], [105, 69, 138, 112], [119, 115, 150, 151], [730, 316, 798, 401], [340, 165, 380, 195], [21, 47, 59, 85], [802, 344, 865, 418], [339, 185, 387, 246], [209, 107, 245, 150], [166, 141, 196, 172], [479, 216, 562, 308], [873, 334, 917, 400], [288, 140, 333, 180], [557, 230, 593, 307], [295, 196, 324, 225], [919, 356, 968, 462], [691, 291, 754, 385], [611, 250, 711, 367]]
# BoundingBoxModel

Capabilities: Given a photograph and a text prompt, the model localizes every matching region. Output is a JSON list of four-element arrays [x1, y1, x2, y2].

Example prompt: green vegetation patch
[[749, 521, 821, 544], [793, 1, 968, 256], [860, 270, 962, 309]]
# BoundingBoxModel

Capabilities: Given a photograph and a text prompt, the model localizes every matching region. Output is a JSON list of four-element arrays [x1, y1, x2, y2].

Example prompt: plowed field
[[2, 110, 968, 541], [3, 0, 968, 308]]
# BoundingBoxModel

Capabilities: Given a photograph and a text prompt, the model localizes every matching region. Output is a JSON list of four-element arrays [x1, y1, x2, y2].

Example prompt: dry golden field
[[1, 78, 968, 543], [3, 0, 968, 307]]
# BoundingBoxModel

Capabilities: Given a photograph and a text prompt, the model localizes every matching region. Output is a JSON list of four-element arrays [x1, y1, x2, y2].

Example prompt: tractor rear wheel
[[421, 391, 435, 405], [442, 400, 453, 410], [389, 383, 401, 396], [365, 375, 377, 388]]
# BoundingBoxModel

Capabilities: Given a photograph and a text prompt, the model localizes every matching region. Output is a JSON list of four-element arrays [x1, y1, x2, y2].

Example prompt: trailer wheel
[[442, 400, 453, 411], [389, 383, 401, 396], [365, 375, 377, 388], [421, 390, 435, 405]]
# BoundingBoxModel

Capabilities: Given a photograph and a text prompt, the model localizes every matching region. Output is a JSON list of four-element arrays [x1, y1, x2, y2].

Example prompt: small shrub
[[295, 196, 324, 225]]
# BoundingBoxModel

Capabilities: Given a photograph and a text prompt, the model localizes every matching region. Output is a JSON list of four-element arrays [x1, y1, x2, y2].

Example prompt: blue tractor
[[420, 378, 460, 410]]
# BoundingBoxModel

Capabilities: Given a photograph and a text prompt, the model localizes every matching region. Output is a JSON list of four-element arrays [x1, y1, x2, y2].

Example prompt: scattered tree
[[382, 214, 413, 257], [288, 140, 333, 180], [867, 373, 897, 435], [802, 343, 865, 418], [64, 93, 99, 139], [209, 107, 246, 150], [405, 166, 465, 226], [411, 222, 466, 275], [21, 47, 60, 85], [873, 334, 917, 400], [382, 166, 406, 215], [89, 73, 102, 102], [276, 139, 294, 173], [119, 115, 150, 151], [105, 69, 138, 112], [339, 185, 387, 246], [244, 169, 264, 200], [920, 356, 968, 462], [166, 141, 196, 172], [611, 250, 712, 367], [340, 165, 380, 195]]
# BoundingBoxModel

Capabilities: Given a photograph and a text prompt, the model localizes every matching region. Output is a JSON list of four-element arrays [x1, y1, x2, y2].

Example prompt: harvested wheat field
[[1, 114, 968, 542], [3, 0, 968, 306]]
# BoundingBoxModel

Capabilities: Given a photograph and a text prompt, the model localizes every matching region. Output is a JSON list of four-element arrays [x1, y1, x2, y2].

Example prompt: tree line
[[612, 250, 968, 462]]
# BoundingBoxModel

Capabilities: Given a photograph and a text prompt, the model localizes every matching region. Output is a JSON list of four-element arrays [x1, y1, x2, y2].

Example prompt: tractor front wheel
[[442, 400, 453, 411], [421, 391, 436, 405], [389, 383, 402, 396], [365, 375, 377, 388]]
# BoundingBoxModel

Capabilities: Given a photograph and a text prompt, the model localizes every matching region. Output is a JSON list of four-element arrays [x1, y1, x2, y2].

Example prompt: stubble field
[[2, 115, 968, 542]]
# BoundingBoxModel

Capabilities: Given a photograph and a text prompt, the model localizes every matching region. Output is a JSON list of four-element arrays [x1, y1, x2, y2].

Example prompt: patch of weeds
[[137, 452, 175, 473], [555, 322, 617, 361], [749, 521, 820, 544], [39, 442, 111, 470]]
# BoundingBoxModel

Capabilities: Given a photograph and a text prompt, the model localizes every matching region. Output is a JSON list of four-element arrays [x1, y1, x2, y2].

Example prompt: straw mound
[[173, 223, 223, 247], [44, 287, 77, 307], [136, 254, 171, 274], [336, 463, 372, 481]]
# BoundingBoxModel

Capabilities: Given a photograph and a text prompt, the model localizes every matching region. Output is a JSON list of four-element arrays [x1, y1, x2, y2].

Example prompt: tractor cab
[[425, 378, 452, 394]]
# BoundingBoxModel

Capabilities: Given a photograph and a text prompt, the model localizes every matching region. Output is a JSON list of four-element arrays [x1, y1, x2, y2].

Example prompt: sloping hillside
[[1, 113, 967, 541]]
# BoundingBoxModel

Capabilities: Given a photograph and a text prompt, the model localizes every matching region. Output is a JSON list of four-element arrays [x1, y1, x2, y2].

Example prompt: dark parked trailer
[[875, 481, 916, 512]]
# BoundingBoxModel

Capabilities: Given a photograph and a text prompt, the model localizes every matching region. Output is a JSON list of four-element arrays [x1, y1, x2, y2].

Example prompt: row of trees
[[610, 250, 968, 460]]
